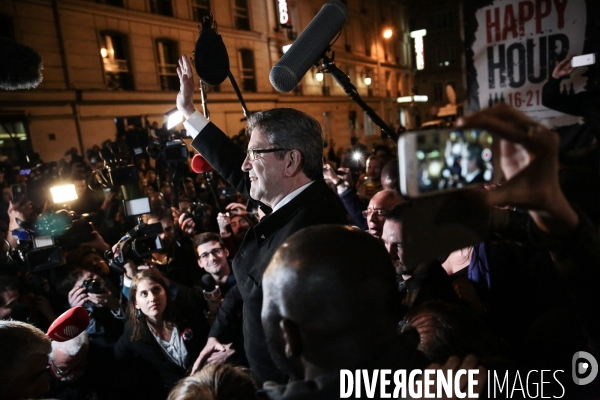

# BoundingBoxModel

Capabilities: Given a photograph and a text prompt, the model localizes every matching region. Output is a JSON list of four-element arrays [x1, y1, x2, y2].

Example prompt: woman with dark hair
[[114, 269, 209, 398]]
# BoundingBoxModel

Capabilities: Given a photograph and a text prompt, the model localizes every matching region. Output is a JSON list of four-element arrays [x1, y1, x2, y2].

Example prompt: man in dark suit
[[175, 55, 347, 384]]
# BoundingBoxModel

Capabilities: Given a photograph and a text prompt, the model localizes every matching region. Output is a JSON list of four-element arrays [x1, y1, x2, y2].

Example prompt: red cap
[[47, 306, 90, 342]]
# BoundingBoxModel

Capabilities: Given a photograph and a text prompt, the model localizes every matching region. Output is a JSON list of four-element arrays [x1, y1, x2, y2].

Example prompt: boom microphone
[[269, 0, 347, 93], [47, 306, 90, 342], [0, 37, 43, 90], [194, 12, 230, 86]]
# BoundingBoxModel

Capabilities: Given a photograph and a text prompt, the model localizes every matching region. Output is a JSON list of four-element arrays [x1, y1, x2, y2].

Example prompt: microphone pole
[[320, 52, 398, 142], [227, 71, 251, 119], [200, 80, 210, 120]]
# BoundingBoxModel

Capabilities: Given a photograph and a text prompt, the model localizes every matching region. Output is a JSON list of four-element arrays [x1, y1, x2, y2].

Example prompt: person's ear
[[223, 247, 229, 259], [284, 150, 303, 176], [280, 318, 303, 358]]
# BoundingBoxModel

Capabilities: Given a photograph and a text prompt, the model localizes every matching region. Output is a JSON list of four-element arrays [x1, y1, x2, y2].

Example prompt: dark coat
[[114, 292, 209, 397], [191, 122, 348, 384]]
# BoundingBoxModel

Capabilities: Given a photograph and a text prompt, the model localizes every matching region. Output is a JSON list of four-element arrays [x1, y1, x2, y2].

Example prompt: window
[[149, 0, 173, 16], [0, 118, 32, 165], [91, 0, 124, 6], [0, 14, 14, 39], [433, 9, 454, 30], [433, 45, 456, 68], [100, 32, 133, 90], [191, 0, 211, 22], [364, 112, 375, 136], [239, 49, 256, 92], [156, 39, 179, 91], [233, 0, 250, 31], [433, 82, 444, 101]]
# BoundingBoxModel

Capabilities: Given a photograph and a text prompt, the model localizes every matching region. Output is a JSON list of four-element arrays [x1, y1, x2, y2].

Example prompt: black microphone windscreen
[[0, 38, 43, 91], [194, 28, 230, 86], [200, 274, 217, 291], [270, 0, 347, 93]]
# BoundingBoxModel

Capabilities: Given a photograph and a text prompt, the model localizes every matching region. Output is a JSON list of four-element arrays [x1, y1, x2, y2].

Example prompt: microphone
[[191, 154, 213, 174], [194, 12, 230, 86], [200, 274, 223, 317], [199, 274, 222, 302], [0, 37, 43, 91], [269, 0, 347, 93], [47, 306, 90, 342]]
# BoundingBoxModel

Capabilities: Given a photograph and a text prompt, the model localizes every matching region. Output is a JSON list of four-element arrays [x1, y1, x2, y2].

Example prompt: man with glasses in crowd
[[176, 55, 347, 384], [364, 189, 406, 238]]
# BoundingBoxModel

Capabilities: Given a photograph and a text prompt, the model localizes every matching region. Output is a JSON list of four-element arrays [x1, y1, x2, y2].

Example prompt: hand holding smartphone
[[11, 184, 28, 203]]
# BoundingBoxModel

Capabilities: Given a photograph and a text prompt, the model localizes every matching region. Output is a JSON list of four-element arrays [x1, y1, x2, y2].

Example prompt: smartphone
[[11, 184, 28, 203], [398, 128, 493, 197], [19, 169, 31, 176], [571, 53, 596, 68]]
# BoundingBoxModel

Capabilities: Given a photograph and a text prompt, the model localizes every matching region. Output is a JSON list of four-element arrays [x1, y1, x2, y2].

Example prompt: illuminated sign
[[278, 0, 290, 26], [410, 29, 427, 70]]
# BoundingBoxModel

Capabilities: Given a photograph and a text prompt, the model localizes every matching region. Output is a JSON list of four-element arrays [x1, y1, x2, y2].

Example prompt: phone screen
[[400, 128, 493, 196], [11, 184, 28, 203]]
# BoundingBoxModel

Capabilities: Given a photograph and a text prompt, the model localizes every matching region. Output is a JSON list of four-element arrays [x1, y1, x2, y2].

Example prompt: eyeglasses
[[362, 209, 386, 218], [50, 359, 86, 378], [198, 247, 224, 260], [246, 148, 291, 161]]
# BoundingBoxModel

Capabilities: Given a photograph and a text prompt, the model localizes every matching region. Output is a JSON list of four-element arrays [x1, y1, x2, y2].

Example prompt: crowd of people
[[0, 54, 599, 400]]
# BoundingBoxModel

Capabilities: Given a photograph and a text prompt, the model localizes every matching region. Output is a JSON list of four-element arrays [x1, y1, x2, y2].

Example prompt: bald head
[[366, 189, 406, 238], [262, 225, 401, 374]]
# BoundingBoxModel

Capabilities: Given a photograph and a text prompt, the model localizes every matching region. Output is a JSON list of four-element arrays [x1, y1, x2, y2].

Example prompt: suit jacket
[[114, 293, 209, 397], [191, 122, 348, 383]]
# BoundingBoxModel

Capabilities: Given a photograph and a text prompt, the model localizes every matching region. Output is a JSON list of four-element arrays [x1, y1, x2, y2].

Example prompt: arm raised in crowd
[[458, 103, 578, 235], [176, 55, 249, 196]]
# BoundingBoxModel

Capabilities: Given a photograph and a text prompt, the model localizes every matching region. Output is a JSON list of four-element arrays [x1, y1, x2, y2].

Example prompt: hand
[[423, 355, 486, 399], [216, 212, 231, 235], [87, 290, 119, 312], [176, 55, 197, 119], [552, 55, 575, 79], [81, 230, 110, 252], [225, 202, 246, 214], [206, 342, 236, 365], [457, 103, 578, 234], [323, 164, 339, 183], [338, 167, 354, 187], [68, 287, 89, 308], [452, 277, 484, 314], [178, 213, 196, 237], [191, 337, 227, 374], [101, 192, 117, 210], [32, 295, 58, 321], [8, 199, 33, 227]]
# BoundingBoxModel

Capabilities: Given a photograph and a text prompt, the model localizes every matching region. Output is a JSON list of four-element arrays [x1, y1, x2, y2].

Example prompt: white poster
[[468, 0, 588, 127]]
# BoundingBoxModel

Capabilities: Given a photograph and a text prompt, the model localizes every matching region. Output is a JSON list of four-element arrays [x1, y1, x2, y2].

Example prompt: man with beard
[[176, 55, 347, 384], [260, 225, 427, 398]]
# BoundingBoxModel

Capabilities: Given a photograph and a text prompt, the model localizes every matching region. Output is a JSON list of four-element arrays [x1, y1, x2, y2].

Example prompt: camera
[[147, 138, 189, 164], [106, 221, 164, 269], [183, 202, 213, 232], [81, 277, 105, 294]]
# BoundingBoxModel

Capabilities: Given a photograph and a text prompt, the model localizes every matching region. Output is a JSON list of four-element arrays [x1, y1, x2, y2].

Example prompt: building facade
[[407, 0, 466, 125], [0, 0, 414, 163]]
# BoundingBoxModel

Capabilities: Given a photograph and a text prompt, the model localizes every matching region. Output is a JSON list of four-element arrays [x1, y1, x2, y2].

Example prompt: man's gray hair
[[51, 331, 89, 359], [0, 320, 51, 396], [246, 108, 324, 181]]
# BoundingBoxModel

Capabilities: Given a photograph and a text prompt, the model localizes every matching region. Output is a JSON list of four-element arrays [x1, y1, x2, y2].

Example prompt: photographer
[[58, 268, 124, 348], [141, 208, 202, 287]]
